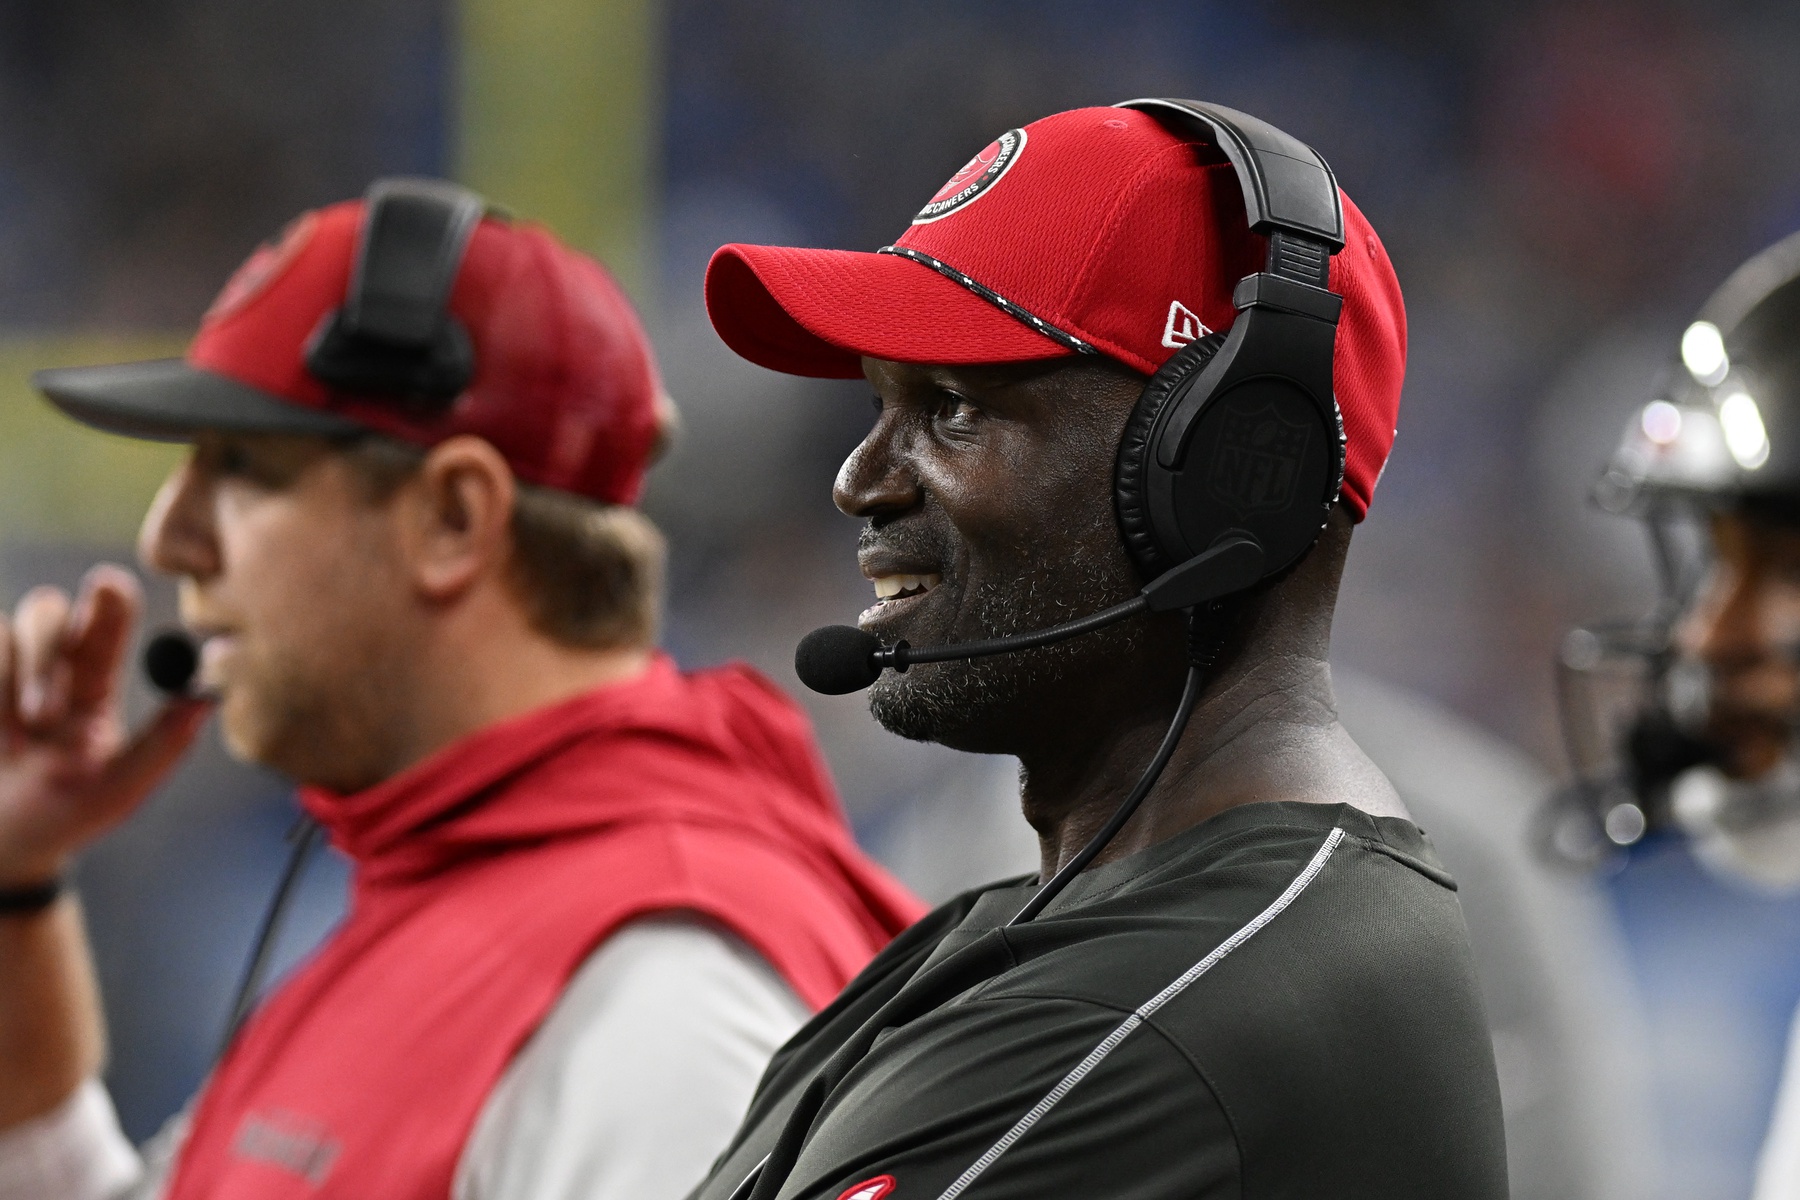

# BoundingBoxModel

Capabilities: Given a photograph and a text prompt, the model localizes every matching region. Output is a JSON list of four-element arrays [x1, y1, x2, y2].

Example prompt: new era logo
[[836, 1176, 896, 1200], [1162, 300, 1210, 349]]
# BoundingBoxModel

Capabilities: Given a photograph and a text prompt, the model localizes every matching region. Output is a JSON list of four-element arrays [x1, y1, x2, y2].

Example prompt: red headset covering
[[162, 657, 924, 1200], [705, 106, 1406, 520], [190, 200, 665, 506]]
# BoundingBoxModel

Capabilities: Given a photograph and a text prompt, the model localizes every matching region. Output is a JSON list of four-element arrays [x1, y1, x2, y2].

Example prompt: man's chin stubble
[[865, 565, 1143, 748], [219, 673, 395, 793]]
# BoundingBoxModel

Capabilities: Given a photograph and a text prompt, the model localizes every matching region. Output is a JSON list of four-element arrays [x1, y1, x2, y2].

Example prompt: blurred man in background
[[1557, 228, 1800, 1198], [0, 179, 920, 1200]]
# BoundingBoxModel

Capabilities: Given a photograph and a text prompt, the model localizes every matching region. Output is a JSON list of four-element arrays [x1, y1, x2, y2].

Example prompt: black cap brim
[[33, 359, 366, 442]]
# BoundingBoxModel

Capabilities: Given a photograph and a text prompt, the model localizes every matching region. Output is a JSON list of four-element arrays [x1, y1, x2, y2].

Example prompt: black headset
[[1110, 98, 1347, 610], [303, 176, 488, 408]]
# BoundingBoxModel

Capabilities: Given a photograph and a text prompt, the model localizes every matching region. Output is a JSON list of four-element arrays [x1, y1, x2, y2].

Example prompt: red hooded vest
[[163, 656, 924, 1199]]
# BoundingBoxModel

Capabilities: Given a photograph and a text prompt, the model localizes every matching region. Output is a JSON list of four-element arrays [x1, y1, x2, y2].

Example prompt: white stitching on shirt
[[933, 826, 1346, 1200], [724, 1152, 770, 1200]]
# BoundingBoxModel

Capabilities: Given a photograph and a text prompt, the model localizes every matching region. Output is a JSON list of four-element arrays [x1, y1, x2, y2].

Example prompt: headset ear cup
[[1114, 333, 1226, 582]]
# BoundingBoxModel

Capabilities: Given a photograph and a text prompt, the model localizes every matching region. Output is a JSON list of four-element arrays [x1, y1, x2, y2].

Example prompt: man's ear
[[399, 435, 517, 603]]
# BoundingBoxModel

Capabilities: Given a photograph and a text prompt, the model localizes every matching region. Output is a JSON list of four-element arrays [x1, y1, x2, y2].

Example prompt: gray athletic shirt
[[694, 801, 1509, 1200]]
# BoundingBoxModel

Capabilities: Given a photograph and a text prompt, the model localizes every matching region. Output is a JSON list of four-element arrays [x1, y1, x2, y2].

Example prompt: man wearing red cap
[[0, 179, 921, 1200], [691, 105, 1507, 1199]]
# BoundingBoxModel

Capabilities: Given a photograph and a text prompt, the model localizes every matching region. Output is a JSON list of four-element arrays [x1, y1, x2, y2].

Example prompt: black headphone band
[[304, 177, 488, 405], [1114, 99, 1344, 261], [341, 178, 485, 350], [1113, 99, 1347, 466]]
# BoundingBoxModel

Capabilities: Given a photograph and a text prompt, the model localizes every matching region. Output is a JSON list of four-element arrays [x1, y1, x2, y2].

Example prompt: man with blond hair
[[0, 178, 919, 1200]]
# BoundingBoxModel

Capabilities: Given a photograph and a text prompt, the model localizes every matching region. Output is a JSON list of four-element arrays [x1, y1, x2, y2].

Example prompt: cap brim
[[33, 359, 366, 442], [704, 244, 1077, 379]]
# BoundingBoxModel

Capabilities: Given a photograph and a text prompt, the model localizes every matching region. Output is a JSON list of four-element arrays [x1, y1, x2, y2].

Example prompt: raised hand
[[0, 565, 209, 889]]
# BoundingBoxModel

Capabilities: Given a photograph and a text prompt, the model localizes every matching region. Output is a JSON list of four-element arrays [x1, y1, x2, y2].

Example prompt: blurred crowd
[[7, 1, 1800, 1196]]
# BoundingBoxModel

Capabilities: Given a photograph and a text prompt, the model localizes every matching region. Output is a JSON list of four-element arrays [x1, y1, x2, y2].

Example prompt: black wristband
[[0, 876, 65, 915]]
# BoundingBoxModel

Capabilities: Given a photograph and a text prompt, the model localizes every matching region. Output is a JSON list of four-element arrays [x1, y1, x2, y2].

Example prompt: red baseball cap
[[35, 189, 666, 506], [706, 105, 1406, 520]]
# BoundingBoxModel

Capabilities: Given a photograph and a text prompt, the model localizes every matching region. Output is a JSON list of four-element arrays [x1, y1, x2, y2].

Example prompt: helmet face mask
[[1549, 587, 1719, 868], [1551, 231, 1800, 879]]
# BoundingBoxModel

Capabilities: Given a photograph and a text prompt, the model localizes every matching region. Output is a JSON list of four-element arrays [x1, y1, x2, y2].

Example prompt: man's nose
[[833, 416, 920, 519], [137, 455, 221, 580]]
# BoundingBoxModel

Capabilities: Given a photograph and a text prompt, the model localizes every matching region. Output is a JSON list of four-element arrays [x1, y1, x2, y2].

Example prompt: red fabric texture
[[162, 656, 923, 1200], [704, 105, 1407, 521], [187, 201, 664, 505]]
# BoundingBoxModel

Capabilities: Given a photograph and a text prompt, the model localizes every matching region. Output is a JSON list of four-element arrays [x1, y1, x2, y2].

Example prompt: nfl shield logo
[[1208, 403, 1313, 515]]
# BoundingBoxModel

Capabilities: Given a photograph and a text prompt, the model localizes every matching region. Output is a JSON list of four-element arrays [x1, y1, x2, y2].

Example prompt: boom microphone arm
[[795, 534, 1262, 696]]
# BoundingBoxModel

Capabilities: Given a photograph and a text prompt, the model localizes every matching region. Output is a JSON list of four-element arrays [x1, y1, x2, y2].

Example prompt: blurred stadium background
[[9, 1, 1800, 1196]]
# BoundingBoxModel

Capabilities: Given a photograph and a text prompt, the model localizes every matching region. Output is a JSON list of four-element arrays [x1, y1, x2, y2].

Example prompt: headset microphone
[[794, 535, 1264, 696], [143, 630, 203, 697]]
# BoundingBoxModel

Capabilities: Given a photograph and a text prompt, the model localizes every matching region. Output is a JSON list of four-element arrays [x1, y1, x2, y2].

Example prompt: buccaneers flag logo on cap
[[913, 129, 1027, 224], [203, 211, 320, 325]]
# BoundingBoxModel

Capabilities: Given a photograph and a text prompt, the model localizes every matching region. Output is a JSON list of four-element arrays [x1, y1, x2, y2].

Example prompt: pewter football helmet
[[1547, 231, 1800, 877]]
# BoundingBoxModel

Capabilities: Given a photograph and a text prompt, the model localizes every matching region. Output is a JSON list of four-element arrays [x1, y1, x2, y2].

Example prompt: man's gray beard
[[867, 552, 1143, 745]]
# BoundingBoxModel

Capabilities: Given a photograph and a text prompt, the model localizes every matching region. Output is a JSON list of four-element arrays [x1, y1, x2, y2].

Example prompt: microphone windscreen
[[143, 630, 201, 696], [795, 625, 884, 695]]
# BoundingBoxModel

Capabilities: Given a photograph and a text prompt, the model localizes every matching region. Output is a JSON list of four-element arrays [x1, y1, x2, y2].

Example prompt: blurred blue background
[[7, 1, 1800, 1196]]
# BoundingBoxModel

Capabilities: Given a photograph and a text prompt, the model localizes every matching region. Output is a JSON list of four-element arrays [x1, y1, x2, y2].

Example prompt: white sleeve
[[453, 914, 811, 1200], [0, 1080, 145, 1200], [1756, 1003, 1800, 1200]]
